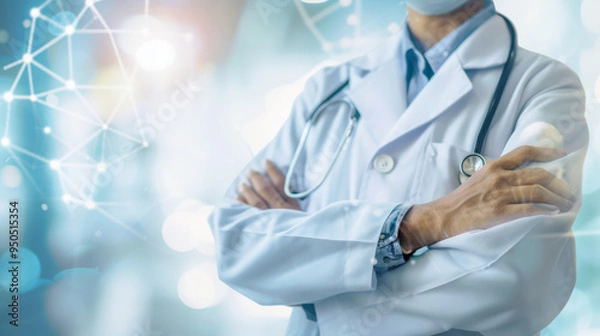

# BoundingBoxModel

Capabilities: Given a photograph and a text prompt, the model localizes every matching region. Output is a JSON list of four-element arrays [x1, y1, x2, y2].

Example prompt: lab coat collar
[[346, 14, 511, 147]]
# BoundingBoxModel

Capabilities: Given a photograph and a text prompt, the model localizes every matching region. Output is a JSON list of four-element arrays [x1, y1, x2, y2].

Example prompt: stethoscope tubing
[[284, 14, 518, 199]]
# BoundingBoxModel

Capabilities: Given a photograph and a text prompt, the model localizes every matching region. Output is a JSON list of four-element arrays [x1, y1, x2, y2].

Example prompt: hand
[[399, 146, 576, 254], [236, 160, 301, 211]]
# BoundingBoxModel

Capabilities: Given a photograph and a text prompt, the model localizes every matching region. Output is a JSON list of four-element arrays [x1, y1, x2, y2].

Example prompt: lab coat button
[[373, 154, 395, 174]]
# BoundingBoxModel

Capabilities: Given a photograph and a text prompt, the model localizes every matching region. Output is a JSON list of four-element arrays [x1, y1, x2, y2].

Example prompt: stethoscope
[[284, 15, 518, 199]]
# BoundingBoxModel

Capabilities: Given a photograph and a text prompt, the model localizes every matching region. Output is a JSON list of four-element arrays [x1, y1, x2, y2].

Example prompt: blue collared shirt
[[403, 0, 496, 105], [374, 1, 497, 274]]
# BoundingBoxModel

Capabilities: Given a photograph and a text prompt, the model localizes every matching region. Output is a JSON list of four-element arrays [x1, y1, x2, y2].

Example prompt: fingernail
[[238, 182, 245, 192], [246, 170, 255, 178]]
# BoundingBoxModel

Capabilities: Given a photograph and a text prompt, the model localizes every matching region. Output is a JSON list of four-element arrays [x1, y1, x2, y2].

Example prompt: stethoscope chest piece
[[459, 153, 486, 184]]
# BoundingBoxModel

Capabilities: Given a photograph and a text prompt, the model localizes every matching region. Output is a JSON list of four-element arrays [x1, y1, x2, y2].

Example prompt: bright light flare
[[97, 162, 107, 172], [65, 80, 76, 90], [135, 40, 176, 72], [22, 53, 32, 63], [49, 160, 61, 170], [3, 92, 13, 103], [64, 25, 75, 35], [30, 8, 40, 18]]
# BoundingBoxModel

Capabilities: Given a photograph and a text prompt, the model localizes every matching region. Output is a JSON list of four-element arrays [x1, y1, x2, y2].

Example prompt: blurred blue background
[[0, 0, 598, 335]]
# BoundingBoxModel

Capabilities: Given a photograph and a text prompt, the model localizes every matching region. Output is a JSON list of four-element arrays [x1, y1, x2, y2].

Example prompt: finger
[[508, 168, 576, 201], [265, 160, 298, 204], [265, 160, 287, 195], [505, 185, 574, 213], [235, 194, 248, 205], [239, 183, 268, 210], [247, 170, 288, 208], [502, 204, 560, 221], [494, 146, 566, 170]]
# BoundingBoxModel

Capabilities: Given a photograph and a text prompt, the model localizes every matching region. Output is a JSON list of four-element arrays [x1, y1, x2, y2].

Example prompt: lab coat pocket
[[417, 143, 472, 203]]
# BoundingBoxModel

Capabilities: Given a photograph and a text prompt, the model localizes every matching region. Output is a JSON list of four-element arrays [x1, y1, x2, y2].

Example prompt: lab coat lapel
[[346, 57, 407, 145], [349, 14, 512, 149], [381, 54, 473, 146]]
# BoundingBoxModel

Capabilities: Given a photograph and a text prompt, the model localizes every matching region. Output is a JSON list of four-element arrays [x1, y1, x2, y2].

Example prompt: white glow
[[61, 194, 72, 203], [41, 204, 48, 211], [49, 160, 61, 170], [97, 162, 107, 172], [162, 212, 196, 252], [22, 53, 32, 63], [387, 23, 401, 34], [1, 137, 9, 147], [162, 202, 216, 254], [85, 0, 95, 7], [347, 14, 359, 26], [498, 0, 569, 55], [243, 82, 305, 154], [45, 94, 59, 107], [30, 8, 40, 18], [135, 40, 176, 72], [232, 293, 292, 319], [595, 76, 600, 102], [30, 95, 37, 102], [184, 32, 194, 42], [85, 200, 96, 209], [65, 80, 76, 90], [581, 0, 600, 34], [301, 0, 328, 3], [64, 25, 75, 35], [43, 127, 51, 134], [102, 124, 108, 130], [177, 267, 225, 310], [189, 205, 216, 256], [142, 141, 149, 148], [1, 165, 22, 188], [518, 122, 564, 151], [339, 0, 352, 7], [3, 92, 13, 103]]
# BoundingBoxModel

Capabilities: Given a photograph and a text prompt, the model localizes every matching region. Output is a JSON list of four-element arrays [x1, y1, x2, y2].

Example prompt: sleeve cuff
[[374, 204, 412, 275]]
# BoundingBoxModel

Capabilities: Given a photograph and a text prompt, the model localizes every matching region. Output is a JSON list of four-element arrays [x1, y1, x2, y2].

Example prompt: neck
[[407, 0, 484, 50]]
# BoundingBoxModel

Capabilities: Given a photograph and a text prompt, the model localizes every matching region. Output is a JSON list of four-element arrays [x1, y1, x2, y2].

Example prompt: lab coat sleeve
[[208, 66, 401, 306], [314, 60, 588, 336]]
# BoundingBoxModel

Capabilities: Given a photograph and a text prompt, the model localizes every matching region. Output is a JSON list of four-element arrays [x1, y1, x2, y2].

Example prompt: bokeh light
[[0, 248, 42, 293], [1, 164, 22, 188], [162, 199, 215, 254], [177, 265, 226, 310], [135, 39, 176, 72], [581, 0, 600, 34]]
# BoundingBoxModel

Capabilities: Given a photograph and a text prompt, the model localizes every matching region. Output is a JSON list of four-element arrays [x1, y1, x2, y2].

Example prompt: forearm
[[210, 200, 400, 306]]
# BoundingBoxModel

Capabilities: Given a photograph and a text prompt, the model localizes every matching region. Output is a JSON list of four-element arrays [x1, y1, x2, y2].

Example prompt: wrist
[[398, 204, 444, 254]]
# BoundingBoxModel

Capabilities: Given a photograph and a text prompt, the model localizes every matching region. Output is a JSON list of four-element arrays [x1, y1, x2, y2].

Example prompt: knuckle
[[532, 167, 547, 177], [532, 185, 544, 198], [491, 202, 506, 215], [519, 145, 534, 157]]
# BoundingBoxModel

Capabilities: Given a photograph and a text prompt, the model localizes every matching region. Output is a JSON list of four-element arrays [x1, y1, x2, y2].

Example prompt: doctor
[[209, 0, 589, 335]]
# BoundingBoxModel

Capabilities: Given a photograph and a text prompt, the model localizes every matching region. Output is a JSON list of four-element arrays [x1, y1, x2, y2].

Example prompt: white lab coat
[[208, 15, 588, 336]]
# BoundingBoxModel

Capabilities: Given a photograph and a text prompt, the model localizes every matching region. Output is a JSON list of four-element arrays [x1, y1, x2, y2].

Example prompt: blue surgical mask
[[406, 0, 471, 16]]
